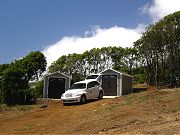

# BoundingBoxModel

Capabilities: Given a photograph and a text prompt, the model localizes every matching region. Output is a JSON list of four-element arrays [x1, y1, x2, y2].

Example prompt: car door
[[87, 82, 94, 99], [91, 81, 100, 97]]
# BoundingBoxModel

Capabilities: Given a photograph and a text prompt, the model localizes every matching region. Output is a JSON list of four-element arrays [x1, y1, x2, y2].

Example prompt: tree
[[111, 46, 125, 71], [0, 64, 9, 76], [1, 67, 28, 105], [99, 47, 113, 71], [0, 64, 9, 103], [122, 47, 138, 75], [28, 80, 44, 98], [20, 51, 47, 81]]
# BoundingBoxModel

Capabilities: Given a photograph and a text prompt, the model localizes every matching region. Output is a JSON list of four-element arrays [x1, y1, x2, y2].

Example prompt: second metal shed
[[101, 69, 133, 96], [43, 72, 71, 99]]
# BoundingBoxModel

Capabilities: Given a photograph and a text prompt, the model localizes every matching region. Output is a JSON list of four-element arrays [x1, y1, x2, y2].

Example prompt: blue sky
[[0, 0, 179, 66]]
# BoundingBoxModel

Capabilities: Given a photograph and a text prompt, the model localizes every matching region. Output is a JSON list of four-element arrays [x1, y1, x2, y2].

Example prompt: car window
[[92, 81, 100, 87], [87, 82, 93, 89], [88, 81, 99, 88], [70, 83, 86, 89]]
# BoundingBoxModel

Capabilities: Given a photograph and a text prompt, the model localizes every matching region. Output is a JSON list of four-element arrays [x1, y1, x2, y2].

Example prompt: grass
[[15, 123, 35, 132], [124, 96, 134, 105], [166, 103, 180, 113], [0, 104, 35, 112], [106, 104, 119, 110], [24, 123, 34, 129], [154, 95, 163, 102], [123, 92, 150, 105], [133, 83, 148, 88]]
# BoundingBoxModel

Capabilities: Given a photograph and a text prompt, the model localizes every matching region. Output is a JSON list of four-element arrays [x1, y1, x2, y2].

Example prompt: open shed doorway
[[102, 75, 117, 96], [48, 78, 65, 99]]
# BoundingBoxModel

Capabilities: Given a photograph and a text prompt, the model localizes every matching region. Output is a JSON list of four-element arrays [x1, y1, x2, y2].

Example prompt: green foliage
[[12, 51, 47, 81], [1, 67, 28, 105], [0, 51, 47, 105], [133, 74, 146, 84], [48, 46, 139, 82], [0, 64, 9, 76], [132, 66, 147, 83], [134, 11, 180, 87], [0, 79, 3, 104], [28, 80, 44, 98]]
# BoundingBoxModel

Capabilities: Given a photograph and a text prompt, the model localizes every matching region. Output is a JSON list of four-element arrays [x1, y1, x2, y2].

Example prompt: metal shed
[[101, 69, 133, 96], [43, 72, 71, 99]]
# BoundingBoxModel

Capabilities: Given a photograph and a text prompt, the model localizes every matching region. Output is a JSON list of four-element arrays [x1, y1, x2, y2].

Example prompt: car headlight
[[65, 93, 73, 97], [61, 94, 64, 97]]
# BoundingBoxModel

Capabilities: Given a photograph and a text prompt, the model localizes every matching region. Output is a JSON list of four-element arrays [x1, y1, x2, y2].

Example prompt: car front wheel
[[80, 95, 86, 104], [98, 91, 103, 99]]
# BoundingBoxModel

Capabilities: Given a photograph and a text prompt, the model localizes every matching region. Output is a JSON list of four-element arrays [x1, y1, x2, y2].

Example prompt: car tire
[[63, 103, 67, 106], [80, 95, 86, 104], [98, 91, 103, 99]]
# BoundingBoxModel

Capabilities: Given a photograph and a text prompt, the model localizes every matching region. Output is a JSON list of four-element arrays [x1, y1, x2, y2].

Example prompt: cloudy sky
[[0, 0, 180, 66]]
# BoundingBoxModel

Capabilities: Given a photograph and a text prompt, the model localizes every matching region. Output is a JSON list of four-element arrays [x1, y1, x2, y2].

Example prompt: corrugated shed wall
[[122, 74, 133, 95]]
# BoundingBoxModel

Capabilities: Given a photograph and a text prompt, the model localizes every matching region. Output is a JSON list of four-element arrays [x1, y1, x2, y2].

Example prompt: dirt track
[[0, 88, 180, 134]]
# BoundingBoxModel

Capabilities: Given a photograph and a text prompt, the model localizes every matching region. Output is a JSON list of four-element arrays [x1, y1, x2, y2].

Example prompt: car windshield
[[70, 83, 86, 89], [86, 75, 99, 79]]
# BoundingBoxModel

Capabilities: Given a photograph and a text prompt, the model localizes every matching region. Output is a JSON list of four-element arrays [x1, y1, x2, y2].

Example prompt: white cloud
[[42, 0, 180, 67], [141, 0, 180, 22], [42, 25, 144, 67]]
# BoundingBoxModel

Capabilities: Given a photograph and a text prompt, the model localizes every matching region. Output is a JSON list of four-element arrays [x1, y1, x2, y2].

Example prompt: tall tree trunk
[[161, 52, 165, 86], [177, 44, 180, 86], [155, 53, 159, 89], [170, 47, 174, 88]]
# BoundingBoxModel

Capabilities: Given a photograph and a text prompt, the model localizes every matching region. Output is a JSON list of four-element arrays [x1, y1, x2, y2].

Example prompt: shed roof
[[101, 68, 133, 78], [45, 72, 71, 79]]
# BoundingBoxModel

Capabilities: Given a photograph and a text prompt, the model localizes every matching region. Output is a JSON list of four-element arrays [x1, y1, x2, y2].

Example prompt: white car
[[61, 80, 103, 104]]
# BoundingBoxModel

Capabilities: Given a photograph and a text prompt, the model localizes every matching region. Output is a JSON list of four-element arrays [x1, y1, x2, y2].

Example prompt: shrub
[[1, 67, 28, 105], [28, 80, 44, 98]]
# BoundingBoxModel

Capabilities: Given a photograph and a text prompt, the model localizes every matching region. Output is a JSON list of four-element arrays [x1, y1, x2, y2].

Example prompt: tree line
[[48, 46, 143, 83]]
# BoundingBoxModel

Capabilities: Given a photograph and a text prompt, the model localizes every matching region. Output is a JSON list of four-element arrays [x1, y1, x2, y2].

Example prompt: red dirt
[[0, 88, 180, 134]]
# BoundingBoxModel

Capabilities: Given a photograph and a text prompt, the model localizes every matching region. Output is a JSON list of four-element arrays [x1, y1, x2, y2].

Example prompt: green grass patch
[[123, 92, 150, 105], [16, 123, 35, 132], [168, 104, 180, 113], [154, 96, 163, 102], [138, 95, 149, 102], [133, 83, 148, 88], [24, 123, 34, 129], [106, 104, 119, 110], [0, 104, 13, 112], [0, 104, 35, 112], [124, 96, 134, 105]]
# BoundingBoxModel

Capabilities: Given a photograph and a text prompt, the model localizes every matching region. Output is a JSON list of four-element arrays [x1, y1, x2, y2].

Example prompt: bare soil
[[0, 88, 180, 134]]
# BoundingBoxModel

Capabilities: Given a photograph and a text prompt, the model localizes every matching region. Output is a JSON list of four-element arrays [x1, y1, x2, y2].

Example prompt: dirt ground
[[0, 88, 180, 134]]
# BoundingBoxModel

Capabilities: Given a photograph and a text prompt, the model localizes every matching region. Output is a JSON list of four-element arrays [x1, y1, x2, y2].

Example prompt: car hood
[[64, 89, 85, 94]]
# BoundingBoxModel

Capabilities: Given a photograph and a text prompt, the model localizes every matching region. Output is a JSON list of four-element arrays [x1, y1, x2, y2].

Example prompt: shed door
[[48, 78, 65, 99], [102, 75, 117, 96]]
